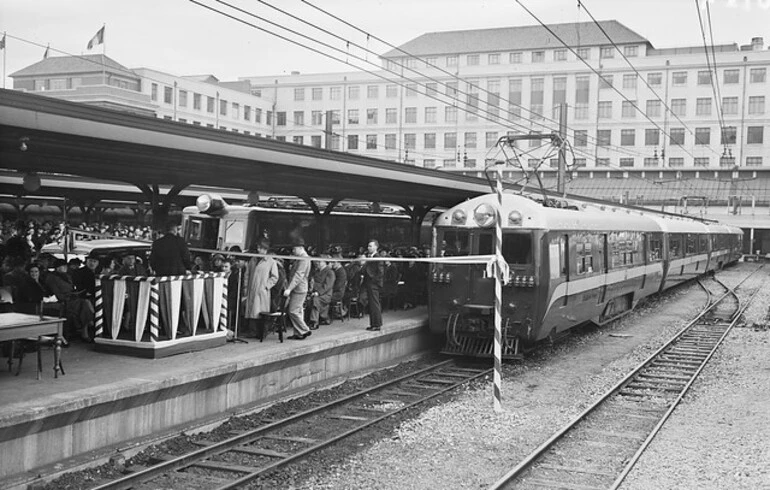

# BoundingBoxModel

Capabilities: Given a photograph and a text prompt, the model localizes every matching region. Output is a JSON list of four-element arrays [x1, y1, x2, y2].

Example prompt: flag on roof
[[43, 45, 49, 59], [0, 33, 6, 50], [87, 26, 105, 50]]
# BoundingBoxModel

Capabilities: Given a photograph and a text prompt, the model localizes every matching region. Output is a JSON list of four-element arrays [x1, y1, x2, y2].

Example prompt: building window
[[723, 69, 739, 84], [405, 107, 417, 123], [346, 86, 359, 100], [508, 78, 522, 120], [721, 126, 737, 145], [206, 96, 215, 113], [445, 81, 458, 96], [311, 135, 322, 148], [255, 108, 262, 123], [623, 45, 638, 57], [366, 134, 377, 149], [467, 54, 479, 65], [646, 100, 661, 117], [532, 51, 545, 63], [404, 133, 416, 150], [622, 74, 637, 89], [488, 53, 500, 65], [596, 158, 610, 167], [150, 83, 158, 101], [347, 109, 359, 125], [573, 76, 590, 120], [694, 157, 709, 167], [367, 109, 378, 124], [425, 106, 437, 123], [574, 158, 587, 168], [672, 71, 688, 86], [695, 127, 711, 145], [464, 132, 477, 149], [347, 135, 358, 150], [193, 93, 201, 110], [554, 49, 567, 61], [748, 96, 765, 114], [312, 110, 323, 125], [670, 128, 685, 145], [697, 70, 712, 85], [423, 159, 436, 168], [244, 105, 251, 121], [671, 98, 686, 117], [312, 87, 323, 100], [385, 108, 398, 124], [367, 85, 379, 99], [746, 156, 762, 166], [445, 105, 457, 123], [647, 72, 662, 86], [600, 75, 613, 89], [444, 132, 457, 149], [621, 129, 636, 146], [276, 112, 286, 126], [293, 111, 304, 126], [486, 131, 499, 148], [597, 129, 611, 146], [446, 55, 458, 67], [509, 52, 522, 64], [645, 129, 660, 146], [597, 47, 613, 59], [220, 99, 228, 116], [330, 110, 341, 124], [530, 77, 544, 118], [750, 68, 766, 83], [383, 84, 397, 98], [622, 101, 637, 118], [425, 57, 437, 67], [329, 86, 341, 100], [747, 126, 764, 144], [619, 158, 634, 167], [294, 88, 305, 101], [424, 83, 438, 97], [464, 158, 476, 169], [644, 157, 658, 167], [722, 96, 739, 115], [406, 83, 418, 97], [693, 98, 712, 116], [598, 101, 612, 119], [669, 157, 684, 167], [266, 111, 273, 125], [292, 136, 304, 145], [424, 133, 436, 149], [385, 134, 397, 150], [178, 90, 188, 107], [576, 47, 590, 60], [163, 86, 173, 104], [574, 130, 588, 147], [232, 102, 240, 119]]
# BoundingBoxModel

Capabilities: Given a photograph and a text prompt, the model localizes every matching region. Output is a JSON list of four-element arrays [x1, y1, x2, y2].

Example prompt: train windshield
[[184, 217, 219, 250], [441, 230, 471, 256], [478, 231, 533, 265]]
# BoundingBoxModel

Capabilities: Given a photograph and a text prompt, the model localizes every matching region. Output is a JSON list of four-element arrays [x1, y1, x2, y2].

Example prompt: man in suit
[[283, 238, 312, 340], [362, 239, 385, 331], [149, 222, 191, 276]]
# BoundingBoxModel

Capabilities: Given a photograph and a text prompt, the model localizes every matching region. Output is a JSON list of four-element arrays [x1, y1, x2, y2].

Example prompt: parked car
[[40, 239, 151, 265]]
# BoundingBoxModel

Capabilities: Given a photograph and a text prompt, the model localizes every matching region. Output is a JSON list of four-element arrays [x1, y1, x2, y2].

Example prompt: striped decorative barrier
[[93, 272, 229, 358]]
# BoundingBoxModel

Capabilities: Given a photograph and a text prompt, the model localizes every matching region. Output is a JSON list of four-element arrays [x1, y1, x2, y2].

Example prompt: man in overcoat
[[242, 239, 279, 338]]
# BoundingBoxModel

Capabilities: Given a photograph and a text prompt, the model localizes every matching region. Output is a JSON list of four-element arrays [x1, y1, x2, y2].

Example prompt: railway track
[[489, 267, 763, 490], [89, 359, 490, 490]]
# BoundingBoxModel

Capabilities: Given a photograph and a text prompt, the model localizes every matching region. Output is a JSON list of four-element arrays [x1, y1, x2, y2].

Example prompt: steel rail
[[92, 359, 488, 490], [488, 266, 762, 490]]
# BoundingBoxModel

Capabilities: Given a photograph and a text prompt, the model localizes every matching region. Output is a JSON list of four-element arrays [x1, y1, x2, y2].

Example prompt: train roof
[[181, 204, 410, 220], [436, 193, 734, 234]]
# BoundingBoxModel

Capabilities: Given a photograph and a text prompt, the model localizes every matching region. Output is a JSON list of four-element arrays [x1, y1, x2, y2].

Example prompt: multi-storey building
[[242, 21, 770, 176]]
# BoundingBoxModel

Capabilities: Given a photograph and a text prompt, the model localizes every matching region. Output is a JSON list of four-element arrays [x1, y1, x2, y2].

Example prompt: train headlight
[[196, 193, 227, 214], [508, 210, 523, 226], [451, 209, 467, 225], [473, 203, 496, 227]]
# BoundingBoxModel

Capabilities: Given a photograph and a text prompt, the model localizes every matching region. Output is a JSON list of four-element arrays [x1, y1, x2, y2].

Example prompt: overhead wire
[[702, 0, 729, 153]]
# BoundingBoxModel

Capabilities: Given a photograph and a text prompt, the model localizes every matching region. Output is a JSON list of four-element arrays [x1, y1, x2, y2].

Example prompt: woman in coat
[[241, 238, 279, 339]]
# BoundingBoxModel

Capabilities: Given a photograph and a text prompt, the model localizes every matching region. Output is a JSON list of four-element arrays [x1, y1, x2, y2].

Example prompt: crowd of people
[[0, 218, 431, 345]]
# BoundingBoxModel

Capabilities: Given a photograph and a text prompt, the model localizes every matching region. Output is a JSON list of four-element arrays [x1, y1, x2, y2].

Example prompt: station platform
[[0, 307, 433, 485]]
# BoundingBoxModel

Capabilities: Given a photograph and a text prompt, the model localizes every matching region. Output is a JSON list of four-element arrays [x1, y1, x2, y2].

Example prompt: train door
[[548, 234, 569, 307]]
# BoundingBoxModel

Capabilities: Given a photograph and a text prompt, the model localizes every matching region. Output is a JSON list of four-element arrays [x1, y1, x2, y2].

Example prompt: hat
[[53, 258, 67, 269], [292, 237, 306, 247], [212, 253, 225, 261], [256, 238, 270, 250], [68, 258, 82, 266], [86, 251, 101, 261]]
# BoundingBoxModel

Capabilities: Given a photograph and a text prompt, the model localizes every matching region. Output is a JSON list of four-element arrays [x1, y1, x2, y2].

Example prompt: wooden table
[[0, 313, 65, 379]]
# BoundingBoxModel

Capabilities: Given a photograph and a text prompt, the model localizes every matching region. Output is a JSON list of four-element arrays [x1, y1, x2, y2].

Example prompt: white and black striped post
[[493, 163, 504, 412]]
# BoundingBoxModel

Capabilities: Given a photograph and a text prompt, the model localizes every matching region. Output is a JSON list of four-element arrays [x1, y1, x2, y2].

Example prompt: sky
[[1, 0, 770, 87]]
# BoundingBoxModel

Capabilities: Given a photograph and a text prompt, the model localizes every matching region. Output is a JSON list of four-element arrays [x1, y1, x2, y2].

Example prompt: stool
[[259, 312, 285, 343], [330, 301, 346, 322], [348, 298, 364, 319]]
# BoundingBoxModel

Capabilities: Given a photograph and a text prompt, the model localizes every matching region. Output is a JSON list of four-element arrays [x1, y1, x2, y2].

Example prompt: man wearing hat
[[73, 251, 102, 303], [242, 239, 279, 338], [283, 237, 312, 340]]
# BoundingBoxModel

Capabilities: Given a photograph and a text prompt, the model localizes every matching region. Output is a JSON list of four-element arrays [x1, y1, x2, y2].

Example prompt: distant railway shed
[[0, 89, 491, 228]]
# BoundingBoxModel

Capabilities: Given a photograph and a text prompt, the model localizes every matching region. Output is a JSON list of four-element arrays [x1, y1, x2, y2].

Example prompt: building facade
[[241, 21, 770, 176]]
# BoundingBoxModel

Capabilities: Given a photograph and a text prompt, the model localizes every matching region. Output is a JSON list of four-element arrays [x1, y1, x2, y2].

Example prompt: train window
[[686, 234, 697, 255], [548, 235, 567, 278], [648, 233, 663, 262], [669, 234, 683, 258], [441, 230, 471, 256], [184, 217, 219, 249], [699, 235, 709, 253], [575, 234, 594, 274], [502, 233, 532, 264], [224, 220, 245, 248]]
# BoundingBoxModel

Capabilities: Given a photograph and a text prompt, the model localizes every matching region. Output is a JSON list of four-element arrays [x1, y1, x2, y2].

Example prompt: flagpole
[[2, 32, 6, 89], [102, 23, 106, 87]]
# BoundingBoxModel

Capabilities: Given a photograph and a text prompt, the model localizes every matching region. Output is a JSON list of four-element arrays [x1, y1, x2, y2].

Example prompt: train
[[429, 193, 743, 358], [181, 193, 426, 254]]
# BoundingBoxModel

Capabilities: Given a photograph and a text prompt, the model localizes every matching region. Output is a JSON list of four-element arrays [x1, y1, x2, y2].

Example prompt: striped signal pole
[[493, 162, 504, 412]]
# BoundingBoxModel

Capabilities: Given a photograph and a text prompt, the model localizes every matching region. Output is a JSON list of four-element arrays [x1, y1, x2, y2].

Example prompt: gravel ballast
[[295, 264, 769, 490]]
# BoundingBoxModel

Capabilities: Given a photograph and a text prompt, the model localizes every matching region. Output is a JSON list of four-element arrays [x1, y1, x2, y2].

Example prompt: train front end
[[429, 194, 544, 359]]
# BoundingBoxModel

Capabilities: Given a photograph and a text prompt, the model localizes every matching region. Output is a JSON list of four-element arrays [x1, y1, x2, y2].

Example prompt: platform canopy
[[0, 89, 491, 208]]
